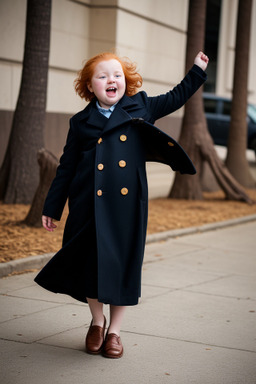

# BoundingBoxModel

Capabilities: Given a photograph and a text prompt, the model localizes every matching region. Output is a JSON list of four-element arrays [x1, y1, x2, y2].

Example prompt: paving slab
[[1, 334, 255, 384], [123, 290, 256, 352], [186, 274, 256, 300], [173, 246, 256, 276], [0, 303, 89, 343], [4, 283, 82, 304], [0, 295, 62, 323], [177, 221, 255, 253], [0, 221, 256, 384], [0, 272, 38, 294], [142, 259, 226, 289], [144, 239, 204, 263]]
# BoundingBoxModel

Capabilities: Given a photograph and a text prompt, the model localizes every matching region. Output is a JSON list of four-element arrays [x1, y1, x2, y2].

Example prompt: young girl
[[35, 51, 209, 358]]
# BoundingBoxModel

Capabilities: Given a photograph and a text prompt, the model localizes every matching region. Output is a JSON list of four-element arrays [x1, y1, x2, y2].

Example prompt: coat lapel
[[102, 95, 141, 134], [77, 96, 139, 133], [77, 101, 108, 130], [102, 105, 131, 134], [86, 106, 108, 129]]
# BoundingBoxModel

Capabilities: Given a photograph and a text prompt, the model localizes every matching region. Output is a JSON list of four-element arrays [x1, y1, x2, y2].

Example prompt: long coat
[[35, 64, 207, 305]]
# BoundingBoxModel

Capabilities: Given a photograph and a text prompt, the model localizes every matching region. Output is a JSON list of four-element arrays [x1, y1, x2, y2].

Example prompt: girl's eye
[[99, 76, 106, 79], [115, 74, 121, 78]]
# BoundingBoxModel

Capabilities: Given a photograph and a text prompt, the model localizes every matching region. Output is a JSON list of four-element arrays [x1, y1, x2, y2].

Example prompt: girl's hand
[[42, 215, 57, 232], [194, 51, 209, 71]]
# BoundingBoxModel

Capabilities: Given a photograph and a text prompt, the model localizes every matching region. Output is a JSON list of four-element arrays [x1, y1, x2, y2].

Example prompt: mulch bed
[[1, 189, 256, 263]]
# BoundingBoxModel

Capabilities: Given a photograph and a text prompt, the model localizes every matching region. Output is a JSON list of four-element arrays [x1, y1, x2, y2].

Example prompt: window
[[222, 101, 232, 115], [204, 98, 217, 113]]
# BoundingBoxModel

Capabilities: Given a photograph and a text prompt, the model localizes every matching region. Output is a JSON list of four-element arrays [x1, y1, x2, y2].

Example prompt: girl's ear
[[87, 83, 93, 93]]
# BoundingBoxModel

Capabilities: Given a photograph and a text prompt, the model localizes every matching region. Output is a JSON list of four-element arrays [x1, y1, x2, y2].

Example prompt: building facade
[[0, 0, 256, 165]]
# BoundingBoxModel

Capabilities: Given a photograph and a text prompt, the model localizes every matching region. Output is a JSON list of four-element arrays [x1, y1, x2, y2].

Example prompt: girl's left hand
[[42, 215, 57, 232], [194, 51, 209, 71]]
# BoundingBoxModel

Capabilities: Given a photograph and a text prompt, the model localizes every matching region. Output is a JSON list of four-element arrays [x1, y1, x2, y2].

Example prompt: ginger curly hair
[[74, 52, 143, 101]]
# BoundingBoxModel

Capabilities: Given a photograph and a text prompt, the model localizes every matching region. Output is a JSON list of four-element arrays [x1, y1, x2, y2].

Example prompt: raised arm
[[147, 51, 209, 123]]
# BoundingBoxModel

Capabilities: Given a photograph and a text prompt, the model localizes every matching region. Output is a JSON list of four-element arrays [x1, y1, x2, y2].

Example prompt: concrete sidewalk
[[0, 221, 256, 384]]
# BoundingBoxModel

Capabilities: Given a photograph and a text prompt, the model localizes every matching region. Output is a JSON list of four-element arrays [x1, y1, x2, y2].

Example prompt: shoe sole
[[85, 346, 103, 355], [102, 350, 123, 359]]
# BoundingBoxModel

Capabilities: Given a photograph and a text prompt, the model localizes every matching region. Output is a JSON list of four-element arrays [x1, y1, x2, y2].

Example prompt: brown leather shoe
[[103, 333, 123, 359], [85, 316, 106, 355]]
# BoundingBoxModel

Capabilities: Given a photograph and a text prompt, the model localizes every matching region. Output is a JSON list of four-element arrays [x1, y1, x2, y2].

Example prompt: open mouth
[[106, 87, 117, 94]]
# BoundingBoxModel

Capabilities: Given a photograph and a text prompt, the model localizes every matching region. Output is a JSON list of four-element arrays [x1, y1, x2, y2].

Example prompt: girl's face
[[87, 59, 126, 109]]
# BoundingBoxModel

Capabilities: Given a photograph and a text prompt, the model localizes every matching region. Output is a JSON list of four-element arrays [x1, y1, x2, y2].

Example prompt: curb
[[0, 253, 54, 279], [1, 214, 256, 279], [146, 213, 256, 243]]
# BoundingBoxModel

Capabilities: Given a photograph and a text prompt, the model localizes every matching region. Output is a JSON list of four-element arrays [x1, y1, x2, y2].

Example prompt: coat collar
[[77, 95, 140, 132], [74, 96, 196, 175], [103, 94, 144, 133]]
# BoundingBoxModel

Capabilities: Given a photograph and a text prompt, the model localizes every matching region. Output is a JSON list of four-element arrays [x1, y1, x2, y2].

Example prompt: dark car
[[203, 93, 256, 156]]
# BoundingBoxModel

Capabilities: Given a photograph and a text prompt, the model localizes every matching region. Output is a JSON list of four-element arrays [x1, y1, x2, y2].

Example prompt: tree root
[[24, 148, 58, 227]]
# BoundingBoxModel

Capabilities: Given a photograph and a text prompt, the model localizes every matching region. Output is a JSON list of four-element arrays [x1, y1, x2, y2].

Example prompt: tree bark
[[225, 0, 255, 187], [0, 0, 51, 204], [24, 149, 58, 227], [169, 0, 253, 204]]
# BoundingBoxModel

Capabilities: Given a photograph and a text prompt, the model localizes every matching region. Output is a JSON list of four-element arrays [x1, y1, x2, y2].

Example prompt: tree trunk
[[169, 0, 253, 204], [225, 0, 255, 187], [0, 0, 51, 204], [24, 149, 58, 227]]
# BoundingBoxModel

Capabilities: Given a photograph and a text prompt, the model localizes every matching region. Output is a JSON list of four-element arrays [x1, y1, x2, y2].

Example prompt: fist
[[194, 51, 209, 71]]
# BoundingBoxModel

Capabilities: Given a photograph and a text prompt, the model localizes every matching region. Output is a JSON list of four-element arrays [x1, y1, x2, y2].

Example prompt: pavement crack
[[121, 330, 256, 354], [34, 324, 87, 344], [182, 289, 256, 301]]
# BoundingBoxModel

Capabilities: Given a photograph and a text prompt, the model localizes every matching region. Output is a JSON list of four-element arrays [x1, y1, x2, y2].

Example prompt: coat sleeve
[[146, 64, 207, 123], [42, 118, 80, 221]]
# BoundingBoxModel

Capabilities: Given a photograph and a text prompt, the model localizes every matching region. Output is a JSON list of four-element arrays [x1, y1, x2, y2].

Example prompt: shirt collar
[[96, 101, 117, 113]]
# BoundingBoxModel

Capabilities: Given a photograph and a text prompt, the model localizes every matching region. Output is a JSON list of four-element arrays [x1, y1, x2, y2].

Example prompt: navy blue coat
[[35, 64, 207, 305]]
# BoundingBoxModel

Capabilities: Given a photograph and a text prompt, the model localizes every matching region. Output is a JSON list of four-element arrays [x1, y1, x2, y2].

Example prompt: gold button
[[120, 134, 127, 142], [119, 160, 126, 168], [97, 189, 103, 196], [98, 137, 103, 144], [97, 163, 104, 171], [168, 141, 174, 147], [121, 187, 128, 195]]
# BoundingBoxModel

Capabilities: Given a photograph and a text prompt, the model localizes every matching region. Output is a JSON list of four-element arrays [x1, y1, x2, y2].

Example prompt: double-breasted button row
[[96, 139, 103, 196], [97, 188, 128, 196], [98, 161, 126, 170], [119, 134, 126, 168], [119, 154, 127, 193], [98, 134, 127, 144], [96, 134, 128, 197]]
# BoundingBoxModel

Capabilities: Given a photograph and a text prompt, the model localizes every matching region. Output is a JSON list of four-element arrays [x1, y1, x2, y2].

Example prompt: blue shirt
[[96, 101, 117, 119]]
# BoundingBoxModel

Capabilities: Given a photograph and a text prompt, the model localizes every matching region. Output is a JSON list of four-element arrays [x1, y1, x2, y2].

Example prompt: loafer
[[103, 332, 123, 359], [85, 316, 106, 355]]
